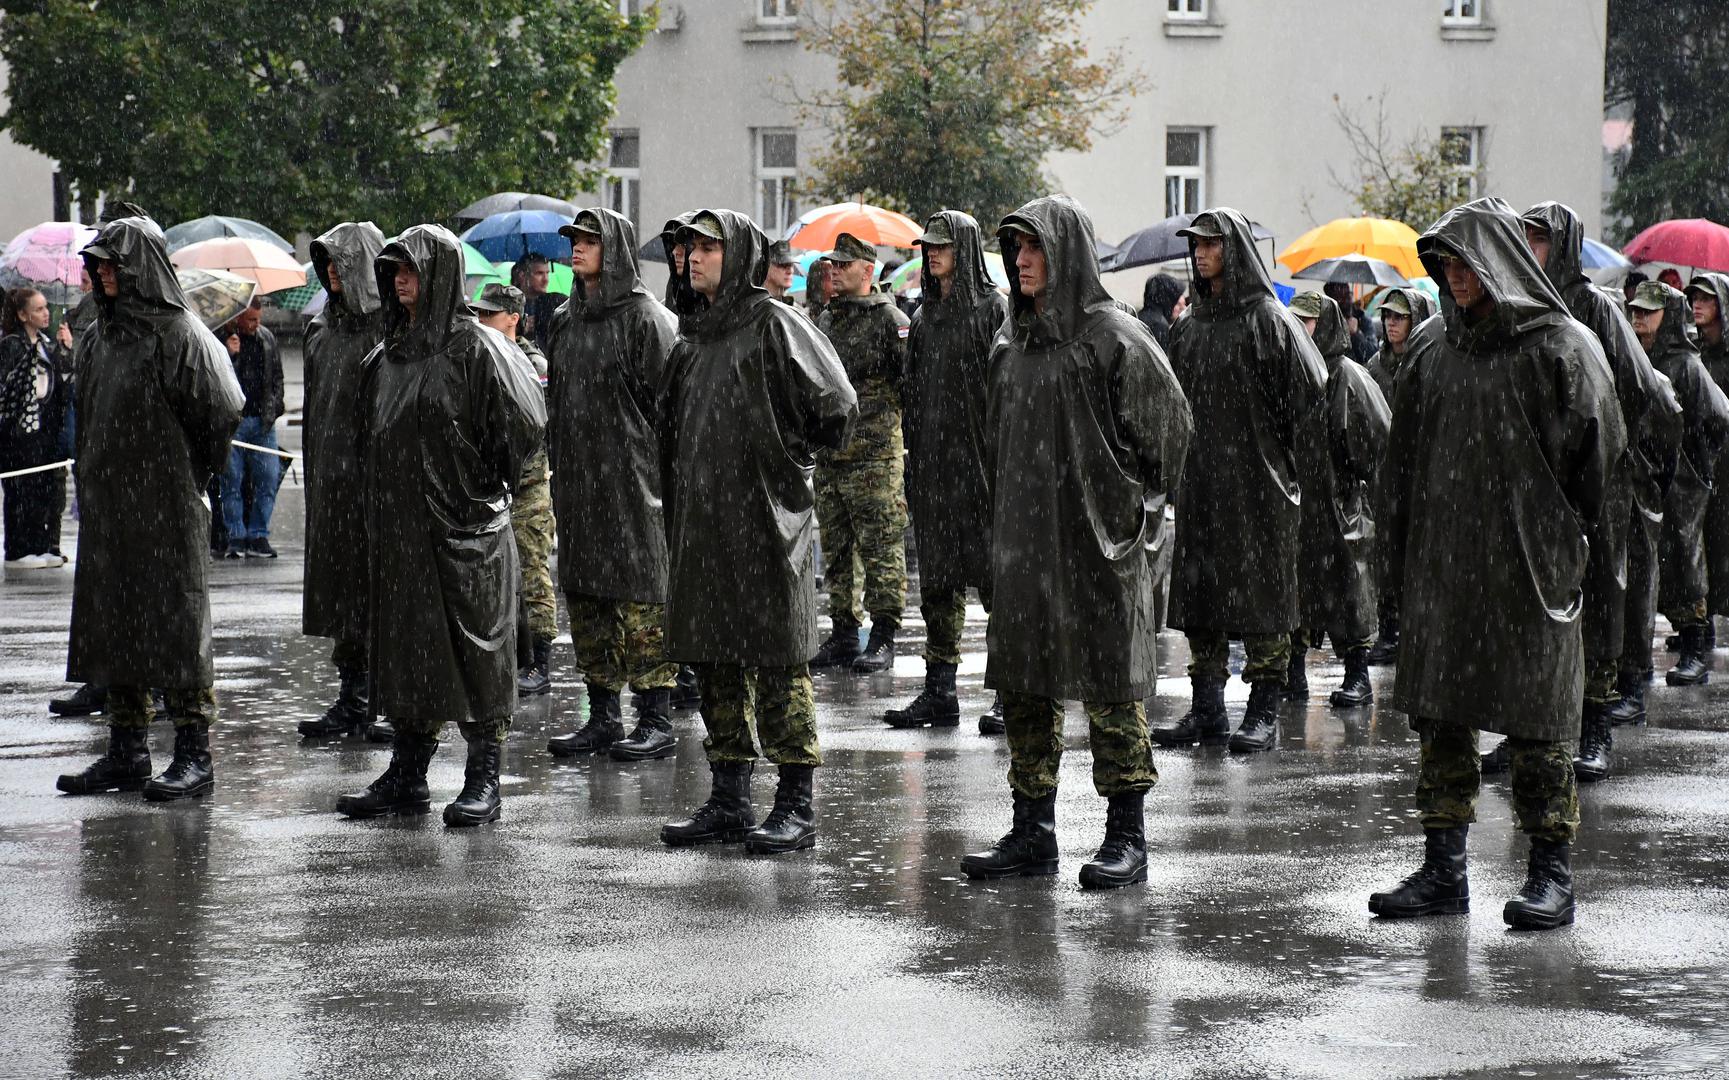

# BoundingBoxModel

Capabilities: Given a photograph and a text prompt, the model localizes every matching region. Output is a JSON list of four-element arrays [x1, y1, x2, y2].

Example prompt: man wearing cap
[[542, 208, 682, 762], [469, 282, 559, 703], [1153, 209, 1327, 754], [1370, 197, 1625, 930], [659, 209, 856, 853], [55, 212, 244, 801], [1629, 282, 1729, 698], [765, 241, 800, 303], [884, 210, 1010, 733], [811, 230, 911, 673], [1362, 286, 1437, 666], [1690, 273, 1729, 663], [334, 224, 545, 828]]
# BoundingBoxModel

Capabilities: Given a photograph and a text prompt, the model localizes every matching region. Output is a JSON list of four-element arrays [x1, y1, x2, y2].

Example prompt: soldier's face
[[1440, 255, 1491, 315], [1300, 316, 1319, 338], [1524, 225, 1552, 270], [766, 262, 796, 292], [1632, 306, 1663, 350], [688, 237, 724, 298], [1693, 293, 1720, 339], [478, 310, 520, 337], [832, 258, 873, 296], [923, 244, 955, 281], [670, 244, 687, 275], [95, 260, 118, 297], [571, 233, 603, 280], [1193, 237, 1225, 281], [1015, 235, 1048, 300], [326, 262, 344, 294], [393, 263, 420, 313], [1384, 311, 1411, 348]]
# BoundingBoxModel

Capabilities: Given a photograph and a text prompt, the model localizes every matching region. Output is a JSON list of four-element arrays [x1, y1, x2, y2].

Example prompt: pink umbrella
[[170, 237, 307, 293], [1, 221, 99, 288], [1622, 218, 1729, 274]]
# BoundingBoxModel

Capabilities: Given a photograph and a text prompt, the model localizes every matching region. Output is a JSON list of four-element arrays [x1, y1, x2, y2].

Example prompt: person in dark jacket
[[0, 286, 75, 569], [542, 208, 682, 762], [297, 221, 386, 740], [55, 213, 244, 802], [958, 194, 1190, 889], [216, 298, 284, 558], [1325, 282, 1378, 362], [1689, 273, 1729, 655], [1368, 197, 1626, 931], [333, 224, 546, 828], [1518, 202, 1681, 770], [884, 210, 1010, 733], [658, 209, 857, 856], [1153, 208, 1327, 754], [1629, 282, 1729, 695], [1137, 273, 1183, 350]]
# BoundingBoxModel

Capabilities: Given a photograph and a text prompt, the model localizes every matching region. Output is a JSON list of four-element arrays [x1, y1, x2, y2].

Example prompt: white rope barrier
[[231, 440, 299, 461], [0, 458, 72, 481]]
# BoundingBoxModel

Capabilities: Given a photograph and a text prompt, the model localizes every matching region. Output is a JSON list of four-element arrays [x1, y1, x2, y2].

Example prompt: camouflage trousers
[[566, 592, 679, 694], [1186, 631, 1290, 683], [694, 662, 821, 768], [1004, 693, 1158, 799], [816, 458, 908, 627], [1415, 720, 1579, 843], [1663, 597, 1710, 632], [921, 584, 992, 666], [511, 474, 558, 642], [396, 717, 511, 741], [108, 686, 217, 730]]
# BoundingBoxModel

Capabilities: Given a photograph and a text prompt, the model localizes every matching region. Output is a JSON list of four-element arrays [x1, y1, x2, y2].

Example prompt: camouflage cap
[[821, 231, 876, 264], [768, 240, 798, 266], [677, 212, 726, 242], [558, 210, 605, 240], [1379, 290, 1412, 316], [916, 216, 954, 246], [1628, 280, 1673, 312], [1176, 212, 1224, 240], [1289, 291, 1325, 319], [1685, 274, 1719, 299], [471, 282, 526, 315]]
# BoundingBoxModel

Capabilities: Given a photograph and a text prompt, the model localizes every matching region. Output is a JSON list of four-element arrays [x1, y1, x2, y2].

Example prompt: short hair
[[520, 252, 551, 268]]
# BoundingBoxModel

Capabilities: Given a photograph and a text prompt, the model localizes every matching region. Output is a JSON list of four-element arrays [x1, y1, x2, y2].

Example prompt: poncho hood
[[311, 221, 385, 321], [997, 194, 1114, 348]]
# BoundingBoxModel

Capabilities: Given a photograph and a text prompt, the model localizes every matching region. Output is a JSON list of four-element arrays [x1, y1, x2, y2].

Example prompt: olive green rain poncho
[[1166, 207, 1327, 636], [1383, 198, 1626, 740], [1295, 295, 1391, 640], [903, 209, 1010, 594], [1364, 286, 1437, 403], [659, 209, 858, 665], [985, 195, 1192, 702], [1691, 272, 1729, 615], [66, 216, 244, 689], [660, 211, 696, 310], [1644, 284, 1729, 613], [302, 221, 386, 646], [361, 224, 547, 724], [546, 207, 679, 604], [1523, 201, 1682, 666]]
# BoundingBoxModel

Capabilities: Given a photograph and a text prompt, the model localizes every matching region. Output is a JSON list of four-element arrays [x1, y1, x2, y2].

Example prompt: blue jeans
[[222, 416, 279, 542]]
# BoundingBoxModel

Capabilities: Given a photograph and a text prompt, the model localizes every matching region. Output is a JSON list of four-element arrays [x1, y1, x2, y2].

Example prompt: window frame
[[1440, 126, 1483, 200], [758, 0, 799, 26], [755, 127, 799, 238], [603, 129, 642, 236], [1166, 0, 1209, 21], [1163, 127, 1208, 219], [1441, 0, 1482, 26]]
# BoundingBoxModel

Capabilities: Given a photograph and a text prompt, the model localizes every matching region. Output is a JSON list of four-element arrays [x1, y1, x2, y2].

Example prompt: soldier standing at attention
[[765, 241, 800, 303]]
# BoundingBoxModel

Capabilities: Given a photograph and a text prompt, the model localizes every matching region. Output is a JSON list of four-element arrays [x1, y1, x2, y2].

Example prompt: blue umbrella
[[1581, 235, 1632, 270], [460, 210, 574, 263]]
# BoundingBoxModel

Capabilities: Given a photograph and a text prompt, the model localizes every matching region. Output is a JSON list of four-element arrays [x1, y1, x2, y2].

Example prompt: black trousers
[[2, 471, 65, 560]]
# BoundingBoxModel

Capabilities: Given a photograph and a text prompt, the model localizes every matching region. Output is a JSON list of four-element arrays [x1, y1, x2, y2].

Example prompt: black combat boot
[[547, 685, 625, 756], [884, 661, 960, 728], [1078, 792, 1148, 889], [1285, 638, 1309, 700], [851, 621, 897, 674], [1329, 647, 1374, 708], [1604, 669, 1648, 726], [443, 733, 504, 826], [978, 695, 1005, 735], [1227, 680, 1282, 753], [299, 667, 369, 737], [661, 761, 757, 846], [1480, 737, 1511, 775], [49, 682, 108, 716], [960, 790, 1059, 879], [610, 688, 677, 761], [810, 619, 861, 669], [56, 725, 151, 794], [744, 765, 817, 854], [1667, 623, 1711, 685], [142, 723, 215, 802], [671, 666, 702, 710], [1366, 615, 1399, 666], [1367, 826, 1470, 917], [366, 717, 396, 743], [516, 637, 553, 697], [1150, 676, 1229, 747], [1503, 838, 1575, 930], [1573, 701, 1613, 783], [335, 732, 439, 818]]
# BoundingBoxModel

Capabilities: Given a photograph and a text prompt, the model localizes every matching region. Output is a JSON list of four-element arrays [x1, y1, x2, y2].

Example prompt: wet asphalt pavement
[[5, 475, 1729, 1078]]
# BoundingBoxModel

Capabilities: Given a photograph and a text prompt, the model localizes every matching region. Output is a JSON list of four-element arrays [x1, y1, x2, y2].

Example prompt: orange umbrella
[[787, 202, 922, 251], [1277, 216, 1425, 281], [170, 237, 307, 293]]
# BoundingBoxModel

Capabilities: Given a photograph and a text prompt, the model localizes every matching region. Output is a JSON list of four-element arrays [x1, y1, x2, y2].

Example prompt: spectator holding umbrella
[[512, 252, 560, 350], [1137, 273, 1183, 350], [218, 297, 284, 558], [0, 286, 75, 569]]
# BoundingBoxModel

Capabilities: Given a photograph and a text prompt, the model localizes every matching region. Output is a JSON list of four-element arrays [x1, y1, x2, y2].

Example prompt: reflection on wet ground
[[3, 481, 1728, 1078]]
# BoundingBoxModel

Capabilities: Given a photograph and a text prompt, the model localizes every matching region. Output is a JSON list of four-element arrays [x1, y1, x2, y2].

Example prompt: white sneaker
[[41, 552, 68, 568], [4, 554, 48, 570]]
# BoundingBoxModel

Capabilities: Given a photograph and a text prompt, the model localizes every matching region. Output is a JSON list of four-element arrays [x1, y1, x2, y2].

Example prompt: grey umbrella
[[1291, 253, 1410, 287], [1099, 213, 1273, 273], [163, 215, 294, 254], [455, 192, 580, 229]]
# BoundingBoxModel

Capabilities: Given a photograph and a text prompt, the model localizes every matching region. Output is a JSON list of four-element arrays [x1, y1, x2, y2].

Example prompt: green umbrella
[[269, 262, 322, 312], [491, 259, 573, 296]]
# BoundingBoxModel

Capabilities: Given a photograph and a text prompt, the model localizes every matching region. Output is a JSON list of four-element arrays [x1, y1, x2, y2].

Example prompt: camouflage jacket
[[818, 291, 908, 464]]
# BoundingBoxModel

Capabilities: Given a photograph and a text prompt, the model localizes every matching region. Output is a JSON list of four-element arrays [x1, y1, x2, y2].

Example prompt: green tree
[[1606, 0, 1729, 239], [0, 1, 651, 234], [1320, 93, 1479, 233], [794, 0, 1143, 231]]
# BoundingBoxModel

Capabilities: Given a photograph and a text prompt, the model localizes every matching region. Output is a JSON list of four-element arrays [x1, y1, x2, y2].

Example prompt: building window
[[604, 130, 641, 236], [759, 0, 798, 24], [614, 0, 642, 16], [1167, 0, 1208, 19], [756, 129, 798, 237], [1164, 128, 1207, 218], [1441, 0, 1481, 25], [1441, 126, 1482, 199]]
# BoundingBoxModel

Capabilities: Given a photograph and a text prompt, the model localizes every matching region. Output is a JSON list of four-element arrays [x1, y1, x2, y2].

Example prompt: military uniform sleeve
[[159, 318, 244, 484], [1111, 329, 1192, 497]]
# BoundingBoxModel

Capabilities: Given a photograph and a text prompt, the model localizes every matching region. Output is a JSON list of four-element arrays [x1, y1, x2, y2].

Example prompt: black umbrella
[[1100, 213, 1273, 273], [639, 233, 671, 264], [1291, 253, 1410, 287], [454, 191, 580, 229]]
